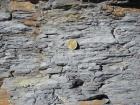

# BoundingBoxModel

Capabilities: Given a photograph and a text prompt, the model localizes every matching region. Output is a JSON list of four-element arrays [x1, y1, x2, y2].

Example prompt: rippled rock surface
[[0, 0, 140, 105]]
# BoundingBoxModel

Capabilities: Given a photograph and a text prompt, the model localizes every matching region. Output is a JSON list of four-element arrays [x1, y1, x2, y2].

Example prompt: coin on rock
[[67, 39, 78, 50]]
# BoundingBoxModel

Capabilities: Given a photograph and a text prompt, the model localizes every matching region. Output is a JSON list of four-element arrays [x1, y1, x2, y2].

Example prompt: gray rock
[[46, 66, 63, 74], [51, 0, 75, 9], [10, 60, 39, 75], [1, 0, 140, 105], [36, 79, 60, 90], [0, 11, 11, 21], [52, 54, 69, 66], [12, 11, 34, 19], [0, 21, 31, 34]]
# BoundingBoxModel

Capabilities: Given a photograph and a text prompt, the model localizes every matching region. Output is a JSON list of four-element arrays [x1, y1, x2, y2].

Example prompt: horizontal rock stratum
[[0, 0, 140, 105]]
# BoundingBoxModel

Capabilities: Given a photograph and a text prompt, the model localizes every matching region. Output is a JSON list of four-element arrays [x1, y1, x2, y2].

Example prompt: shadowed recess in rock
[[70, 79, 84, 88], [25, 0, 39, 4], [111, 0, 140, 8], [80, 94, 109, 101]]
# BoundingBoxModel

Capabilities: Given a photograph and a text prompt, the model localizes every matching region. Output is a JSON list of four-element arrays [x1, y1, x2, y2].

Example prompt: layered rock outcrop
[[0, 0, 140, 105]]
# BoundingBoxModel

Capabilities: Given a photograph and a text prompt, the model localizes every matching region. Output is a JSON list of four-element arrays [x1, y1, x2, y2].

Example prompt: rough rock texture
[[0, 0, 140, 105]]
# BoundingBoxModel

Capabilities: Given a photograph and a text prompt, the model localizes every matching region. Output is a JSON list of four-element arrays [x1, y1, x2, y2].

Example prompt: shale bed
[[0, 0, 140, 105]]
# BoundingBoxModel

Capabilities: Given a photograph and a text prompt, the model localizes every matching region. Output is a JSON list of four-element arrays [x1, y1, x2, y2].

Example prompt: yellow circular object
[[67, 39, 78, 50]]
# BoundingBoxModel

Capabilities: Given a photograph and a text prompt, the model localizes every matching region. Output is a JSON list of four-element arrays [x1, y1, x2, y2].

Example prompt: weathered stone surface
[[0, 21, 31, 34], [0, 89, 9, 105], [9, 1, 36, 12], [0, 0, 140, 105], [0, 12, 11, 21], [46, 66, 63, 74], [79, 99, 110, 105]]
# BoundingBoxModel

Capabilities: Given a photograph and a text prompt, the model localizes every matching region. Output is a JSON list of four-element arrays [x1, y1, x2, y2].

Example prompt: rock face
[[0, 0, 140, 105]]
